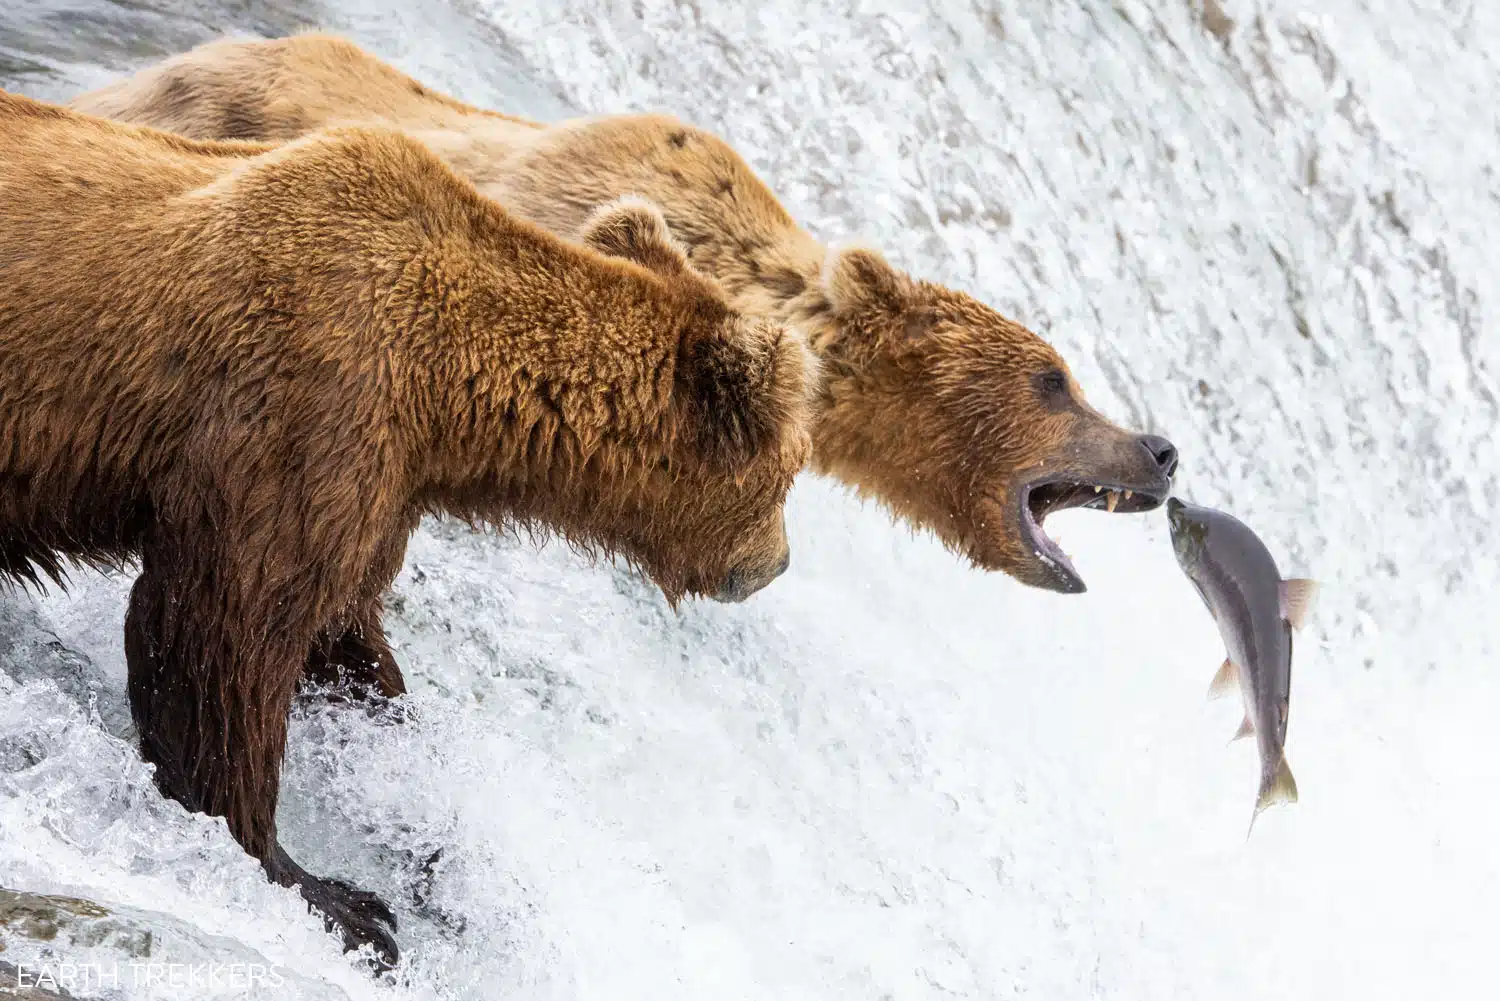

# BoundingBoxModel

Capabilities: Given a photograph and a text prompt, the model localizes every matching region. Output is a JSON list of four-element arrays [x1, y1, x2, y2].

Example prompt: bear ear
[[821, 245, 913, 322], [676, 318, 808, 471], [818, 246, 934, 363], [578, 196, 690, 279]]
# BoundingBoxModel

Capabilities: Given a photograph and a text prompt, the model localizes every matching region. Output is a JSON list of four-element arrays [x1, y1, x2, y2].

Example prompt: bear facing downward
[[0, 91, 810, 965]]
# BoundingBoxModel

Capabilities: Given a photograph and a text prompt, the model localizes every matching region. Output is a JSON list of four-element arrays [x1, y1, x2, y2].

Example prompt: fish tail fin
[[1247, 757, 1298, 839], [1255, 755, 1299, 815]]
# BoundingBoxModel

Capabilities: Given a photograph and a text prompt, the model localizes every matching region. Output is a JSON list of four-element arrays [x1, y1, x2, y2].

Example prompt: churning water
[[1, 1, 1496, 998]]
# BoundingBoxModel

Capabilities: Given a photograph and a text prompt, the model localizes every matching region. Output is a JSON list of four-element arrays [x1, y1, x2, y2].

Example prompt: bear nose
[[1139, 434, 1178, 478]]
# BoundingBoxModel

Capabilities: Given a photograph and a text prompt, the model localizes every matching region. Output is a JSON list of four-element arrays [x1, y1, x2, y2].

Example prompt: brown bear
[[73, 35, 1179, 606], [0, 91, 811, 965]]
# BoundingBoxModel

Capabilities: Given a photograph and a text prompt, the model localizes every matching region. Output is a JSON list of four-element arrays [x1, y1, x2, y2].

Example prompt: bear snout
[[714, 546, 791, 603], [1137, 434, 1179, 478]]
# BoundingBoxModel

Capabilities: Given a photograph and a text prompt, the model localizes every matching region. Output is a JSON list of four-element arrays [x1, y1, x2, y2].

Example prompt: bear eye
[[1037, 369, 1069, 397]]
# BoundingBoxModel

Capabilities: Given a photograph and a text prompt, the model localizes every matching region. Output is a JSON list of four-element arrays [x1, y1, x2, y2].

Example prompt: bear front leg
[[303, 599, 408, 701], [301, 523, 413, 704], [125, 556, 400, 968], [265, 843, 399, 969]]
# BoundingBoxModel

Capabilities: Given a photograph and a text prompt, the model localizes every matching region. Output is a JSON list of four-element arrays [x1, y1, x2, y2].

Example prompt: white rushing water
[[2, 0, 1497, 997]]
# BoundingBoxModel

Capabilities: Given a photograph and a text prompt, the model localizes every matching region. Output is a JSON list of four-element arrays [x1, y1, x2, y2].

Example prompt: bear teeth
[[1105, 490, 1120, 513]]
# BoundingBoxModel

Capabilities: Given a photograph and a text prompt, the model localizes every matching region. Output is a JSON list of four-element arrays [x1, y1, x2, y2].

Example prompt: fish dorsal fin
[[1280, 579, 1319, 631], [1232, 714, 1254, 741], [1207, 658, 1238, 700]]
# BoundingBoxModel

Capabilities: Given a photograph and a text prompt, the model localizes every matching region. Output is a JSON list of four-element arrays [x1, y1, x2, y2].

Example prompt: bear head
[[575, 198, 813, 604], [809, 246, 1178, 594]]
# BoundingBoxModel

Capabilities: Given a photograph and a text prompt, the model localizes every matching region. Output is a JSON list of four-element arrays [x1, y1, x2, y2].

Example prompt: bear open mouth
[[1019, 477, 1170, 593]]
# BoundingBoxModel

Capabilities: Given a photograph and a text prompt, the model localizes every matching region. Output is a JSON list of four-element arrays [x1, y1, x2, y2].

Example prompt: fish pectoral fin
[[1231, 714, 1255, 741], [1280, 579, 1320, 631], [1207, 658, 1238, 700]]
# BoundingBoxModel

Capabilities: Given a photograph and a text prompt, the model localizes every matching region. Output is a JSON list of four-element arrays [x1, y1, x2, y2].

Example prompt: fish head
[[1166, 497, 1211, 571], [1166, 496, 1191, 535]]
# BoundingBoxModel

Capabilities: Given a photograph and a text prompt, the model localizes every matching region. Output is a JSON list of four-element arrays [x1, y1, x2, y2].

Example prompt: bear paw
[[270, 845, 400, 971]]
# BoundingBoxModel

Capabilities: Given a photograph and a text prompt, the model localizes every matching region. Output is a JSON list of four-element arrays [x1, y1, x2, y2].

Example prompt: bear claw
[[270, 845, 400, 970], [304, 875, 400, 969]]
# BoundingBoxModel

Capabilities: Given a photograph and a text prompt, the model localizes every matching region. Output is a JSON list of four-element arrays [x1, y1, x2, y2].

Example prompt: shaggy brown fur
[[75, 34, 1179, 602], [0, 91, 809, 964]]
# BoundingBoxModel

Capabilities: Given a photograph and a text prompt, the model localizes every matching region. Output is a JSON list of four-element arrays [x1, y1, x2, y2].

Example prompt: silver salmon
[[1166, 497, 1318, 832]]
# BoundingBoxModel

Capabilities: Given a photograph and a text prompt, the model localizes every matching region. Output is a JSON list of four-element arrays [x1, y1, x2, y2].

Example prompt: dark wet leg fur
[[268, 843, 399, 970], [301, 603, 408, 702], [125, 543, 402, 970], [300, 527, 415, 706]]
